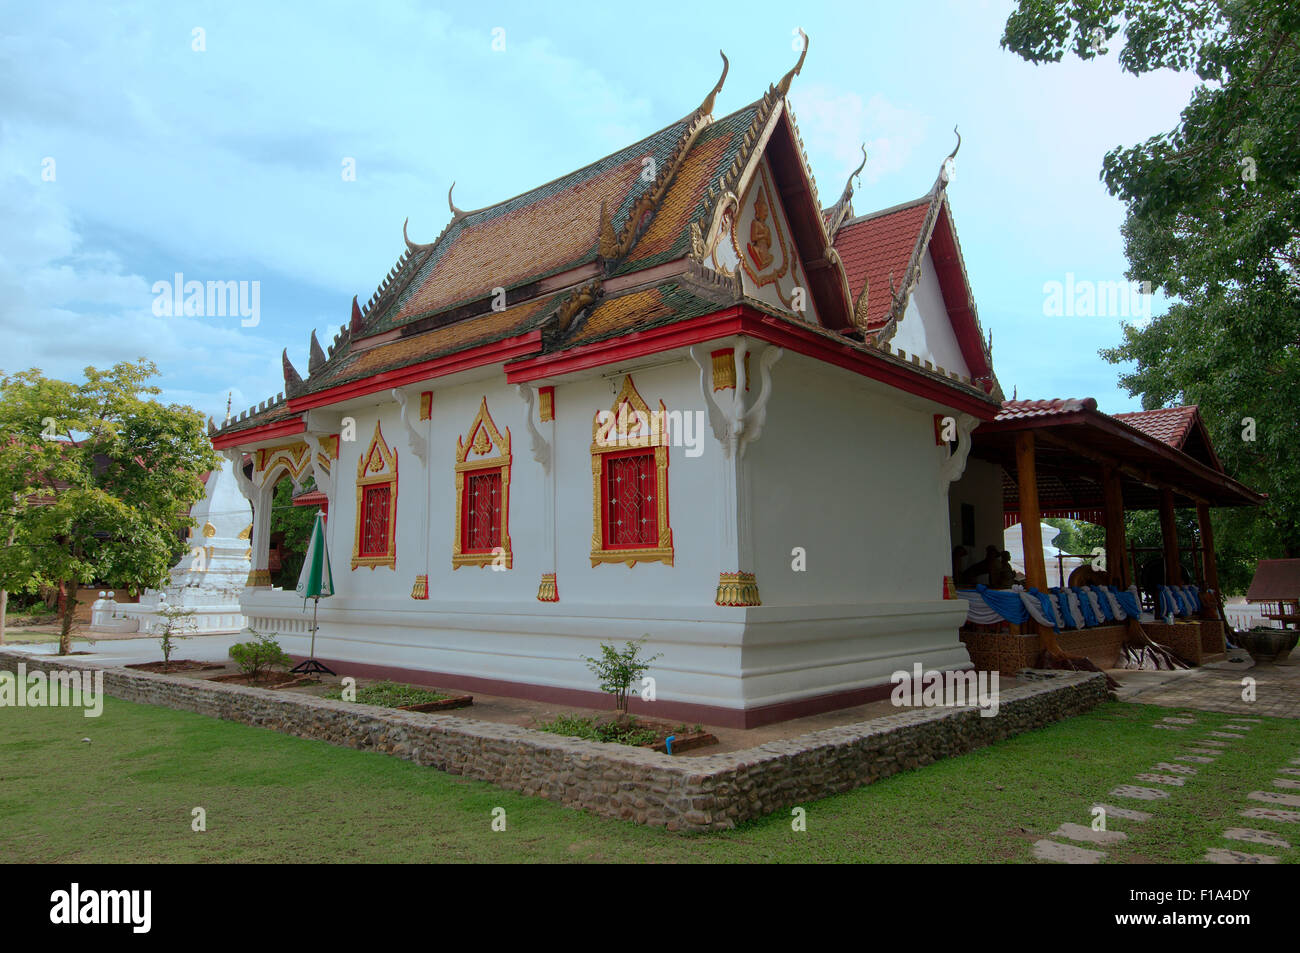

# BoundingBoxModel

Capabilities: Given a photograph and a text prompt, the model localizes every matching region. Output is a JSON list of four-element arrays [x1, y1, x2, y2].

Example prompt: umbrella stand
[[291, 595, 336, 676]]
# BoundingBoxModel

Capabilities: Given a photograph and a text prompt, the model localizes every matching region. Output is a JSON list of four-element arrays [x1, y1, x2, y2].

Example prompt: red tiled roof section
[[995, 398, 1098, 421], [832, 199, 929, 330], [1112, 406, 1198, 450], [395, 158, 644, 321]]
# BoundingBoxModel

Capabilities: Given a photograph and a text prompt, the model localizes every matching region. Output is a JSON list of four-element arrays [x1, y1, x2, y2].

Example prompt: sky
[[0, 0, 1203, 421]]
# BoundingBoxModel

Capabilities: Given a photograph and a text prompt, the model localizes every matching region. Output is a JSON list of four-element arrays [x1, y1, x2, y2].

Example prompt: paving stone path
[[1037, 717, 1300, 864], [1036, 714, 1207, 863], [1205, 745, 1300, 864], [1036, 711, 1300, 865]]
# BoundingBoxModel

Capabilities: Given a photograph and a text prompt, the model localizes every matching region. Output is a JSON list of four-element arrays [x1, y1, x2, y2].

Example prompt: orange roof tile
[[832, 198, 929, 330]]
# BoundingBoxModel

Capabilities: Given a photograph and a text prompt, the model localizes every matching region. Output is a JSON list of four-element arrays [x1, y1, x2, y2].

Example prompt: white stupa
[[1003, 521, 1087, 588], [91, 455, 252, 635]]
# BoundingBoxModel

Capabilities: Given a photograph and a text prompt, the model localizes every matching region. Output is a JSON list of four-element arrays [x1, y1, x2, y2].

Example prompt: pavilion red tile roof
[[994, 398, 1098, 421], [1112, 406, 1199, 450], [831, 198, 929, 331]]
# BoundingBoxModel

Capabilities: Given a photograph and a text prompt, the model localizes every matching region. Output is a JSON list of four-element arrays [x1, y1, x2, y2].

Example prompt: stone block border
[[0, 651, 1107, 833]]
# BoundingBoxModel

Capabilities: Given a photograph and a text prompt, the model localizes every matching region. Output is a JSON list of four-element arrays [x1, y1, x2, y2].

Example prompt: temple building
[[210, 37, 1258, 726]]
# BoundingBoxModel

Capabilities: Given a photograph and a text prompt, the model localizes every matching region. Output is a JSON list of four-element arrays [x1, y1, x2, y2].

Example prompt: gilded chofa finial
[[403, 217, 432, 252], [775, 29, 808, 97], [448, 182, 467, 221], [939, 126, 961, 187], [700, 50, 729, 116], [840, 144, 867, 203]]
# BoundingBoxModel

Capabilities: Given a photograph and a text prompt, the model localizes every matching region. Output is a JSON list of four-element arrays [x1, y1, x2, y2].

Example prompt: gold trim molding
[[411, 574, 429, 599], [537, 573, 558, 602], [246, 568, 273, 588]]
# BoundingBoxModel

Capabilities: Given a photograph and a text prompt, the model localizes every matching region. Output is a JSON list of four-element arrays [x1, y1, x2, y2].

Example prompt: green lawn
[[2, 697, 1297, 862]]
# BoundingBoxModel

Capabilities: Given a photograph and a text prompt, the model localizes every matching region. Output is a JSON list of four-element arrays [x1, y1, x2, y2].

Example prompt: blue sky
[[1, 0, 1201, 421]]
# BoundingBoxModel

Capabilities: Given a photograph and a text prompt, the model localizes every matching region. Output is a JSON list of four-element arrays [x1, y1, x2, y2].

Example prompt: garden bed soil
[[126, 660, 225, 674], [643, 730, 717, 754], [399, 694, 474, 712], [207, 670, 317, 689], [585, 713, 720, 753]]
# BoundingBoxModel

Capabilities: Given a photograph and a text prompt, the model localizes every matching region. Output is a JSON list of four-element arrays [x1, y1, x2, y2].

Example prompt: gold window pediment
[[590, 375, 673, 568], [352, 421, 398, 570], [454, 397, 513, 569]]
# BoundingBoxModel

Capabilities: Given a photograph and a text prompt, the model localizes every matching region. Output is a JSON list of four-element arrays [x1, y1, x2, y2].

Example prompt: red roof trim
[[506, 305, 999, 418], [211, 416, 305, 450], [928, 204, 990, 379], [289, 330, 545, 411]]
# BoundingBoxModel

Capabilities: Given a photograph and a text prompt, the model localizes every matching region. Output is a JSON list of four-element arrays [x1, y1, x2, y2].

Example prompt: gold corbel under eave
[[452, 397, 513, 570], [589, 375, 674, 568], [352, 421, 399, 571]]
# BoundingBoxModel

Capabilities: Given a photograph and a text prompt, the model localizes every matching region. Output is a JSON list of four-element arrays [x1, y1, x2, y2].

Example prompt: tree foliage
[[0, 360, 219, 653], [1004, 0, 1300, 563]]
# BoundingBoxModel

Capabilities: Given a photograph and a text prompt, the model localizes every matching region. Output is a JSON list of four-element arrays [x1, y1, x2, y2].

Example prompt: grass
[[2, 697, 1297, 862], [322, 680, 448, 708]]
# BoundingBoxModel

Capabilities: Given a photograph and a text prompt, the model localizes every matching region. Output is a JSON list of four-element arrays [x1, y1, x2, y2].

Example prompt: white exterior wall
[[242, 348, 974, 718], [741, 352, 971, 702], [890, 249, 972, 379], [948, 457, 1006, 559]]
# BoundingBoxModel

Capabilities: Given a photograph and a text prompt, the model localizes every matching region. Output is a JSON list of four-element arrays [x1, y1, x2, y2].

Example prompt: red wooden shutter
[[605, 451, 657, 546], [464, 470, 502, 552], [361, 484, 391, 556]]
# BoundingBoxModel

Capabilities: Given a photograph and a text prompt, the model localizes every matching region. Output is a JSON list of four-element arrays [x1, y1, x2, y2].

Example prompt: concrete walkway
[[3, 632, 243, 666], [1114, 653, 1300, 719]]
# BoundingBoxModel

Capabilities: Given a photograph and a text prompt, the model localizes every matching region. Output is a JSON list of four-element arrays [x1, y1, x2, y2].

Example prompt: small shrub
[[152, 603, 198, 665], [580, 637, 662, 713], [228, 630, 292, 680]]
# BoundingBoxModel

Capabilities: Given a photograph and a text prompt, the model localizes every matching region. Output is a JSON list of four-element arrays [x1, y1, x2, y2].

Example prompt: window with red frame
[[360, 484, 391, 557], [463, 469, 502, 552], [603, 450, 657, 547]]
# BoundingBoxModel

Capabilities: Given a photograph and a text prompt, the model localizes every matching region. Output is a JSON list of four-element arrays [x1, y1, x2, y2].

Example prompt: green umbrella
[[291, 510, 336, 675]]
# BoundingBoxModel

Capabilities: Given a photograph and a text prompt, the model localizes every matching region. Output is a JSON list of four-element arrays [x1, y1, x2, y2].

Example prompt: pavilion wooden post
[[1016, 432, 1047, 591], [1102, 465, 1129, 588], [1016, 431, 1058, 656], [1196, 503, 1219, 593], [1159, 488, 1182, 585]]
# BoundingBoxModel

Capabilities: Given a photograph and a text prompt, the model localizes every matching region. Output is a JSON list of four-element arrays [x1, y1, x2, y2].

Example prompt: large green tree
[[0, 361, 219, 654], [1003, 1, 1300, 566]]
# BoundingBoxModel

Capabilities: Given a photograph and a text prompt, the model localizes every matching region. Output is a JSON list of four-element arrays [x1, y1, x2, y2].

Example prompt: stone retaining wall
[[0, 650, 1108, 833]]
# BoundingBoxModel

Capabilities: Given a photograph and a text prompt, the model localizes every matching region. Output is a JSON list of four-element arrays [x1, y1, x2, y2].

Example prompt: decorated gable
[[708, 156, 821, 324]]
